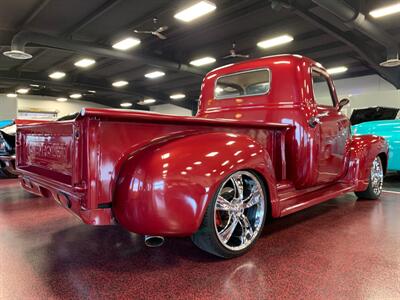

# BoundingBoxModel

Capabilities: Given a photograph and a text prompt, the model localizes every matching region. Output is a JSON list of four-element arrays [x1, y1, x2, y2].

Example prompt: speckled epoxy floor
[[0, 178, 399, 299]]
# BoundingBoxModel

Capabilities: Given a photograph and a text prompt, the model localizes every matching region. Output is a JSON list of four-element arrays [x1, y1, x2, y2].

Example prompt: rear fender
[[348, 135, 388, 191], [113, 132, 277, 236]]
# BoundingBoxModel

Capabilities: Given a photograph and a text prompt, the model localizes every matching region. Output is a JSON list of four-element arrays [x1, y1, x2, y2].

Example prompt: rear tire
[[192, 170, 267, 258], [355, 156, 384, 200]]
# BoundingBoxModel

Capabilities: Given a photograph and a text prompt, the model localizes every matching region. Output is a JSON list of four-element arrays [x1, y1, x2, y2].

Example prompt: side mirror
[[338, 98, 350, 111]]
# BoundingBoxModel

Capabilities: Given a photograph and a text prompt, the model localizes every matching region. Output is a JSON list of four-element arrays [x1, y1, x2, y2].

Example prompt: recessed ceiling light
[[369, 2, 400, 18], [112, 80, 129, 87], [138, 98, 156, 105], [70, 93, 82, 99], [29, 84, 40, 88], [327, 66, 348, 75], [257, 34, 294, 49], [145, 71, 165, 79], [6, 93, 17, 98], [120, 102, 133, 108], [49, 71, 66, 79], [56, 97, 68, 102], [189, 56, 216, 66], [74, 58, 96, 68], [174, 1, 216, 22], [16, 88, 29, 94], [87, 90, 96, 93], [170, 93, 186, 100], [112, 37, 141, 50]]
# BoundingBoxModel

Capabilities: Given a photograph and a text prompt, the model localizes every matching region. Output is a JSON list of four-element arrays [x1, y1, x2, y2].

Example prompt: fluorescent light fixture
[[257, 34, 294, 49], [49, 71, 66, 79], [112, 80, 129, 87], [112, 37, 141, 50], [143, 98, 156, 104], [29, 84, 40, 87], [69, 93, 82, 99], [74, 58, 96, 68], [170, 93, 186, 100], [56, 97, 68, 102], [145, 71, 165, 79], [174, 1, 216, 22], [16, 88, 29, 94], [189, 56, 216, 66], [6, 93, 17, 98], [369, 2, 400, 18], [88, 90, 96, 93], [120, 102, 132, 108], [327, 66, 348, 75]]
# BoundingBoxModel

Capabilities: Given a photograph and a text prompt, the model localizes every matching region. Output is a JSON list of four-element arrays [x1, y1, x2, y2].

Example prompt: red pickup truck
[[16, 55, 388, 258]]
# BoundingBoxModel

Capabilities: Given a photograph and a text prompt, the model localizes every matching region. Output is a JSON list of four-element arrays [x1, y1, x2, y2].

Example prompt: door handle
[[308, 116, 321, 128]]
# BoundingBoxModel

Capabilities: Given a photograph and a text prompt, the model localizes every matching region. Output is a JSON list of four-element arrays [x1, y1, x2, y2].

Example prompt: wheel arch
[[112, 131, 279, 236]]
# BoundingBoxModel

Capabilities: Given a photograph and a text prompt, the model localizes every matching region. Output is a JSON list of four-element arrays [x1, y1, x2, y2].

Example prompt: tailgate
[[16, 121, 82, 186]]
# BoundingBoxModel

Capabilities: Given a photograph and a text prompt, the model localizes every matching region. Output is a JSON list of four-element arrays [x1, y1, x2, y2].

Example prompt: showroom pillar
[[0, 94, 18, 119]]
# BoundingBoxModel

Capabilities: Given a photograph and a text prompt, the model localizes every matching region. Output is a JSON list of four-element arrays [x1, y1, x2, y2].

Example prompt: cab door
[[311, 69, 350, 184]]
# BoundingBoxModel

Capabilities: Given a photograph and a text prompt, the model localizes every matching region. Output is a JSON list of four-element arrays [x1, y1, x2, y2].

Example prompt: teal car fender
[[352, 120, 400, 171]]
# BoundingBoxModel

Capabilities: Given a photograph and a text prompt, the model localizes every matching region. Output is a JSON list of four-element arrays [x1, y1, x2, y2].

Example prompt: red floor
[[1, 178, 399, 299]]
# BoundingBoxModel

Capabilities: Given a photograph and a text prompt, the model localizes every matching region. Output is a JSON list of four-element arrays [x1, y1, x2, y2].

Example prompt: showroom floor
[[1, 177, 399, 299]]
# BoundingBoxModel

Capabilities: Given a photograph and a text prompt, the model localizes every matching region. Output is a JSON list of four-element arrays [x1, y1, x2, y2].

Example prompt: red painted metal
[[16, 55, 388, 236]]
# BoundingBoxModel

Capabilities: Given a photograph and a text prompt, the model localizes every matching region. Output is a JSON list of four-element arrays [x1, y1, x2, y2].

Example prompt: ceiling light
[[29, 84, 40, 88], [369, 2, 400, 18], [189, 56, 216, 66], [3, 50, 32, 60], [56, 97, 68, 102], [16, 88, 29, 94], [174, 1, 216, 22], [145, 71, 165, 79], [257, 34, 294, 49], [74, 58, 96, 68], [138, 98, 156, 105], [6, 93, 17, 98], [112, 37, 141, 50], [49, 71, 66, 79], [170, 93, 186, 100], [112, 80, 129, 87], [120, 102, 133, 108], [87, 90, 96, 93], [327, 66, 348, 75], [70, 93, 82, 99]]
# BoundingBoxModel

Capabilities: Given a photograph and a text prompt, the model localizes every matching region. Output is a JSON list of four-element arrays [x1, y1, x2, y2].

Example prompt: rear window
[[215, 69, 270, 99]]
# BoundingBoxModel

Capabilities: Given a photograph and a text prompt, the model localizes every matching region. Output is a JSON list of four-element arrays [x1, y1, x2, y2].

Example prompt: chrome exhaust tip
[[144, 235, 165, 247]]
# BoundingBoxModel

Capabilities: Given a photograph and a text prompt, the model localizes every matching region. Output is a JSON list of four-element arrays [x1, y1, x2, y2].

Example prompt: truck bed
[[17, 108, 292, 225]]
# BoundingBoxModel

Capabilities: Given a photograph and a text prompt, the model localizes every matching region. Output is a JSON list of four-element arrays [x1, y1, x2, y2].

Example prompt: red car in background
[[16, 55, 388, 258]]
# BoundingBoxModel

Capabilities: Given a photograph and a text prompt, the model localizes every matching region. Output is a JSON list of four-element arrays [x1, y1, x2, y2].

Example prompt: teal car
[[351, 107, 400, 172]]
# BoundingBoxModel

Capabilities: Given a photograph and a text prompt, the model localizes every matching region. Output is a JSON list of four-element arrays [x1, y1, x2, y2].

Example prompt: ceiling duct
[[3, 31, 205, 75], [311, 0, 400, 68]]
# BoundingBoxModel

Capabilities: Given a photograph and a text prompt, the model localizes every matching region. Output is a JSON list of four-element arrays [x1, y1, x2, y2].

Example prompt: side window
[[312, 70, 335, 107], [215, 69, 270, 99]]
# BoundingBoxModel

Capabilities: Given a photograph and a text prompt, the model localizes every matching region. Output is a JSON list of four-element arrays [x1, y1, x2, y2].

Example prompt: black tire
[[355, 156, 384, 200], [192, 170, 268, 258]]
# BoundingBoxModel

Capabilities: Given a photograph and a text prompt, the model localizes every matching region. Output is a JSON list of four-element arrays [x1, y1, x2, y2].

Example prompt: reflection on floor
[[0, 178, 399, 299]]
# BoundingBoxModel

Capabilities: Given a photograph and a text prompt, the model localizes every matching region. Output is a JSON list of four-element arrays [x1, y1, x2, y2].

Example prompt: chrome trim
[[371, 156, 383, 196]]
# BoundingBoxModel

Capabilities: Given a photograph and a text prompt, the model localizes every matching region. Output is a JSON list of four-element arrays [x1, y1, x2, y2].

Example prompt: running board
[[279, 183, 355, 217]]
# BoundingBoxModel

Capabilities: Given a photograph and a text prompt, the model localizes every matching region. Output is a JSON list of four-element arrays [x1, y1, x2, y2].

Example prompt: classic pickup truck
[[16, 55, 388, 258]]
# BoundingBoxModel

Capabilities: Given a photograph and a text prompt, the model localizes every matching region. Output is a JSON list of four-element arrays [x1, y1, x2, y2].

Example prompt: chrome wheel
[[214, 171, 265, 251], [370, 156, 383, 195]]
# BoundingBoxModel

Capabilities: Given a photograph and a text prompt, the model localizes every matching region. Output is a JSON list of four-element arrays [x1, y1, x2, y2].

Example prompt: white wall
[[0, 94, 18, 119], [150, 104, 192, 116], [17, 95, 110, 119], [315, 74, 399, 117]]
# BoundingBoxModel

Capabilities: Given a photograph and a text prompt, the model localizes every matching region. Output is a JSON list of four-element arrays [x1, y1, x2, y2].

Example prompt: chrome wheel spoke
[[370, 157, 383, 195], [219, 216, 239, 243], [231, 174, 244, 200], [238, 214, 254, 243], [216, 195, 233, 211], [243, 190, 261, 208]]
